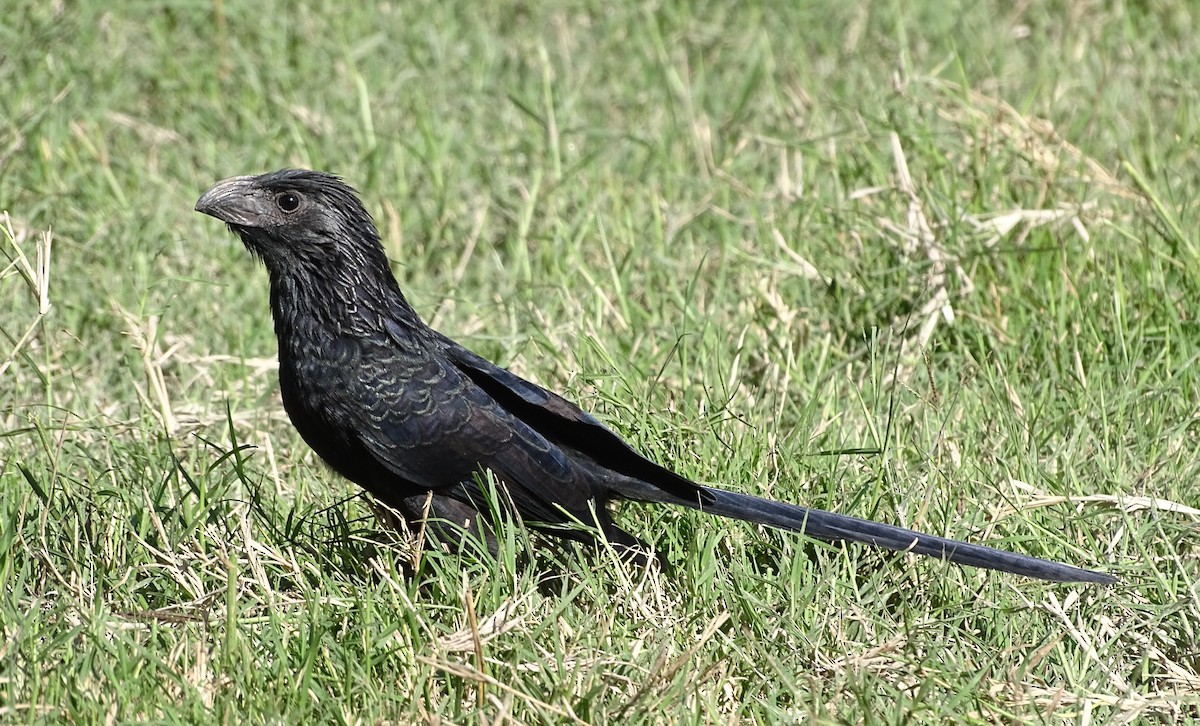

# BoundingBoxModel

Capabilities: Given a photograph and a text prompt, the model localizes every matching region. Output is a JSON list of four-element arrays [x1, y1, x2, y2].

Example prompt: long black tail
[[673, 486, 1114, 583]]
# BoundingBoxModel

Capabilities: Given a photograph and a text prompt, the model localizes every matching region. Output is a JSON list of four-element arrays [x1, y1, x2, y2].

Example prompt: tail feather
[[684, 487, 1114, 584]]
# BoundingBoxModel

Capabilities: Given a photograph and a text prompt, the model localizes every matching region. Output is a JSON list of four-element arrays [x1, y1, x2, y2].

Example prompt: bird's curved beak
[[195, 175, 267, 227]]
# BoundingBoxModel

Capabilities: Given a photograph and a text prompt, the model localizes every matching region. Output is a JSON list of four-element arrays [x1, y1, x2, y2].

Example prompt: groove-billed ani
[[195, 169, 1114, 584]]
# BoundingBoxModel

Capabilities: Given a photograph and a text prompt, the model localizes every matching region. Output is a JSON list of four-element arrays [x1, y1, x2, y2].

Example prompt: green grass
[[2, 0, 1197, 722]]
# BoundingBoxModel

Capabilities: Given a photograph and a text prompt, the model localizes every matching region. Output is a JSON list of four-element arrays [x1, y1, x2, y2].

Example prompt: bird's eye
[[276, 192, 301, 212]]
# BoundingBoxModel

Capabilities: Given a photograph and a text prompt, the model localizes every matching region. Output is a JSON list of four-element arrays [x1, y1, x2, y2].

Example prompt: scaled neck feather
[[266, 243, 427, 346]]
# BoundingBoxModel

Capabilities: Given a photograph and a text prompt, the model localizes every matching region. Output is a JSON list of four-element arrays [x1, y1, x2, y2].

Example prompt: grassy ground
[[2, 0, 1197, 722]]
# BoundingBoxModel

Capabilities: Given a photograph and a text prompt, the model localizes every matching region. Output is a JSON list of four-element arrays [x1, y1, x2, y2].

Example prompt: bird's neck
[[266, 257, 426, 345]]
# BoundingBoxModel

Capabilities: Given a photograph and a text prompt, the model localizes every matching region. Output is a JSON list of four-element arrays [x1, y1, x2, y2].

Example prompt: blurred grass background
[[2, 0, 1197, 722]]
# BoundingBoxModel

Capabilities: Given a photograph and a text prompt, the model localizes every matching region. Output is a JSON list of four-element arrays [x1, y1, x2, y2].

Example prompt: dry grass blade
[[114, 305, 182, 435], [881, 132, 964, 385], [932, 79, 1133, 200], [416, 655, 587, 724], [0, 214, 53, 381], [438, 594, 532, 653], [1002, 480, 1200, 517], [616, 611, 730, 717], [462, 571, 486, 709]]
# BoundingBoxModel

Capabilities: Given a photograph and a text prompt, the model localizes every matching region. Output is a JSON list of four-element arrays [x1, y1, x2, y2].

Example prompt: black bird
[[195, 169, 1114, 584]]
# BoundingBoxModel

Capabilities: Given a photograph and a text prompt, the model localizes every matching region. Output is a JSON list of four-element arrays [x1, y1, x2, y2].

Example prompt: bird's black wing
[[332, 321, 599, 526], [433, 332, 713, 506]]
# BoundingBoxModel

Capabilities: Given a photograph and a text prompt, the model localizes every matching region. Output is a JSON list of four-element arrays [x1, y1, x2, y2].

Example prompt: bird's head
[[195, 169, 389, 278]]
